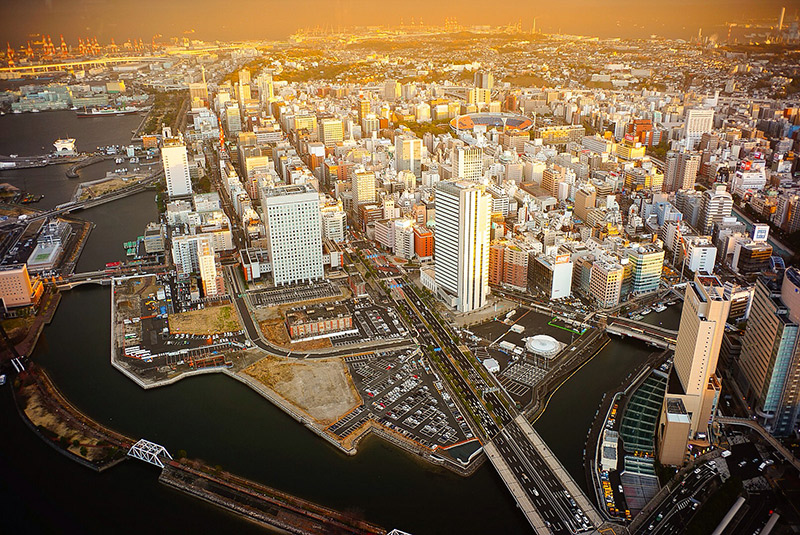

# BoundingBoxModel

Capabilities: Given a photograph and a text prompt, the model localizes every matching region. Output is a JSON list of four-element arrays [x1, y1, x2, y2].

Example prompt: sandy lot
[[168, 304, 242, 335], [244, 355, 360, 425]]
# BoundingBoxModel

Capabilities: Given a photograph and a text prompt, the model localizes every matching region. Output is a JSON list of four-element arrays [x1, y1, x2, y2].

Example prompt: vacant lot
[[244, 355, 360, 425], [169, 304, 242, 335]]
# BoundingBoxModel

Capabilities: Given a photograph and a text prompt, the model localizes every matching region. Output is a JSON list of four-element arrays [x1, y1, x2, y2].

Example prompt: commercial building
[[589, 256, 624, 309], [263, 184, 324, 285], [452, 146, 483, 182], [684, 108, 714, 149], [627, 244, 665, 295], [658, 274, 730, 465], [285, 303, 354, 340], [737, 269, 800, 436], [529, 254, 573, 300], [0, 264, 40, 310], [413, 226, 434, 260], [664, 151, 700, 193], [395, 134, 423, 177], [731, 241, 772, 275], [162, 137, 193, 199], [434, 180, 491, 313]]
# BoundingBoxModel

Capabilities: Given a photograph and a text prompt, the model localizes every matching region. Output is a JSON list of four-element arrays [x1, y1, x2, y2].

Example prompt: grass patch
[[168, 304, 242, 335]]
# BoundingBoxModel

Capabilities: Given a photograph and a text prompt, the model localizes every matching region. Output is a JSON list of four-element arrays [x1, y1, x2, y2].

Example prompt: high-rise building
[[658, 274, 730, 464], [351, 170, 376, 208], [434, 181, 491, 313], [684, 108, 714, 149], [737, 269, 800, 436], [319, 118, 344, 145], [357, 99, 370, 123], [573, 184, 596, 222], [473, 71, 494, 90], [161, 137, 193, 199], [698, 184, 733, 234], [452, 146, 483, 181], [627, 244, 665, 295], [197, 236, 220, 297], [589, 256, 624, 308], [395, 134, 423, 177], [664, 151, 701, 193], [263, 185, 324, 285]]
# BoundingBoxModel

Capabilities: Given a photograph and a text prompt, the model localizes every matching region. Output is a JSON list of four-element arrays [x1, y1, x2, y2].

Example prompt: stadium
[[449, 112, 534, 133]]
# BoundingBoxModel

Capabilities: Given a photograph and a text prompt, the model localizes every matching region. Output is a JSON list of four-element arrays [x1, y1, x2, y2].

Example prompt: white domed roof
[[526, 335, 560, 358]]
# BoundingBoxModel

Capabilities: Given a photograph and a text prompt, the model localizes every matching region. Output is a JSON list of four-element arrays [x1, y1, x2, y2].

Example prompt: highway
[[633, 461, 718, 535]]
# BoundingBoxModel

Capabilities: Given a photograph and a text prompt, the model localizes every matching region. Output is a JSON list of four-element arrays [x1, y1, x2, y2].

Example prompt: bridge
[[127, 439, 172, 468], [0, 56, 168, 75], [487, 415, 604, 534], [606, 316, 677, 350], [717, 416, 800, 473], [55, 265, 165, 290]]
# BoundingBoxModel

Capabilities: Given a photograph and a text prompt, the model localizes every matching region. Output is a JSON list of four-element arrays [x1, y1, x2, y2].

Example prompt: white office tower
[[434, 181, 491, 313], [683, 108, 714, 149], [263, 185, 324, 285], [162, 138, 193, 199], [452, 146, 483, 181], [395, 134, 423, 177], [197, 236, 219, 297]]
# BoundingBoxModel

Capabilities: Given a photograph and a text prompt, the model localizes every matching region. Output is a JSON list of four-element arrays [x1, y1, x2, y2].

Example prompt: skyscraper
[[161, 137, 192, 199], [263, 185, 324, 285], [434, 181, 491, 313], [658, 274, 730, 464], [737, 268, 800, 436], [319, 118, 344, 146]]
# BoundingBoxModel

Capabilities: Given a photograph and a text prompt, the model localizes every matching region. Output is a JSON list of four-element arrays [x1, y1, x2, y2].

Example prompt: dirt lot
[[259, 318, 332, 350], [244, 355, 360, 425], [168, 304, 242, 335]]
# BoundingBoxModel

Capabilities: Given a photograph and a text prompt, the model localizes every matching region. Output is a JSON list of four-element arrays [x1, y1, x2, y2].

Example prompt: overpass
[[0, 56, 168, 75], [56, 264, 166, 290], [606, 316, 677, 350], [717, 416, 800, 473]]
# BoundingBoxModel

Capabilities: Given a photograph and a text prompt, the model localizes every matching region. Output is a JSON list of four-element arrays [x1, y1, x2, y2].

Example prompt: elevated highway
[[717, 416, 800, 473]]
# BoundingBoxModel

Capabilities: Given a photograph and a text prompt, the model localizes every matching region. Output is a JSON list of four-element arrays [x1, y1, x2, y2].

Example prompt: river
[[0, 111, 670, 534]]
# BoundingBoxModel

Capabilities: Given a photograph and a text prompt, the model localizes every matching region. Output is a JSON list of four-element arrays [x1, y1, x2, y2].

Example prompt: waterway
[[0, 112, 673, 534], [0, 110, 143, 210]]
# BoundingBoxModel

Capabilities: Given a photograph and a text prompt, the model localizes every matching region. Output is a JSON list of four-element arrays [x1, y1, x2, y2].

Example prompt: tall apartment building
[[698, 184, 733, 235], [434, 181, 491, 313], [737, 269, 800, 436], [263, 185, 324, 285], [664, 151, 700, 193], [452, 146, 483, 181], [658, 274, 730, 465], [573, 184, 596, 222], [161, 137, 193, 199], [351, 170, 376, 210], [684, 108, 714, 149], [197, 237, 220, 297]]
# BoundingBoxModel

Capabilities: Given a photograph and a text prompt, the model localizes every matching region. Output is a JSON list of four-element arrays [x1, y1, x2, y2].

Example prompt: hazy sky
[[1, 0, 793, 45]]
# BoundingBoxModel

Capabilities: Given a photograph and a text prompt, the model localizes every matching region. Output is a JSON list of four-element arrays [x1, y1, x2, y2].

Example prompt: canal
[[1, 111, 674, 534]]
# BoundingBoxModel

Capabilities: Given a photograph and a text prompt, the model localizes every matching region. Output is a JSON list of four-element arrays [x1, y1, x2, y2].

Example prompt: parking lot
[[327, 350, 475, 454], [249, 280, 341, 308], [329, 302, 408, 346]]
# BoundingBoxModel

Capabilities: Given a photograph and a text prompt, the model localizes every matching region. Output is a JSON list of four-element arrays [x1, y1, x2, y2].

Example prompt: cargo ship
[[76, 106, 146, 118]]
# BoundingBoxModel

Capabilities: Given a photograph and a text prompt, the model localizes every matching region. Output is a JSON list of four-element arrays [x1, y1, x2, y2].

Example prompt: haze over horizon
[[0, 0, 794, 45]]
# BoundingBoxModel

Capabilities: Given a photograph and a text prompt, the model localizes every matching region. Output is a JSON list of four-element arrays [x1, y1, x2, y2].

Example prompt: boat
[[31, 108, 40, 113], [0, 374, 6, 386], [666, 300, 676, 306], [76, 106, 144, 118], [640, 307, 653, 316], [654, 303, 667, 313], [115, 157, 124, 164]]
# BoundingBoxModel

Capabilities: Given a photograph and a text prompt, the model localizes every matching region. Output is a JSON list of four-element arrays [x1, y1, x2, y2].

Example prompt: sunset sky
[[1, 0, 793, 44]]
